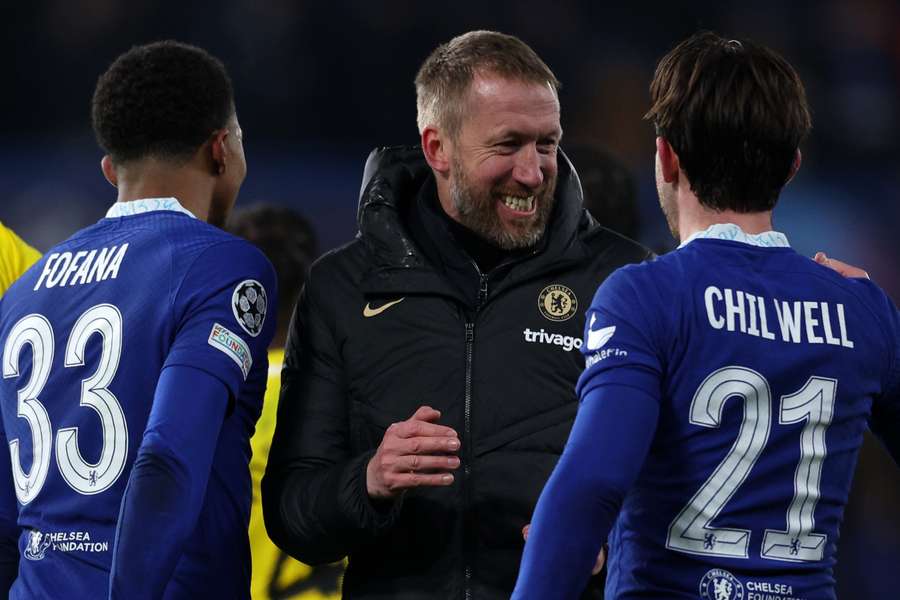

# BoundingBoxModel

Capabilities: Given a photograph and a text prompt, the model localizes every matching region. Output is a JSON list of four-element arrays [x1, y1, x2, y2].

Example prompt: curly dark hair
[[645, 32, 812, 213], [91, 40, 235, 165]]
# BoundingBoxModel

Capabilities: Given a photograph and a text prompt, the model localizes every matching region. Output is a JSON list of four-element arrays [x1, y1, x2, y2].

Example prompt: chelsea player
[[0, 41, 276, 598], [514, 32, 900, 599]]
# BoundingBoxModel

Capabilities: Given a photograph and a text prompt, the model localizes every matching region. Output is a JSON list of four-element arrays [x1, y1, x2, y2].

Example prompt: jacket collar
[[356, 146, 593, 297]]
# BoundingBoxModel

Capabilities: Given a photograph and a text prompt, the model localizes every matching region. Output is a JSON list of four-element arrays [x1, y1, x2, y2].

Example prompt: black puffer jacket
[[263, 146, 651, 599]]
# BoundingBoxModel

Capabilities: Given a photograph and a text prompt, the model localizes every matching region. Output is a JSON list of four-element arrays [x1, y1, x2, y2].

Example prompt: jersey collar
[[678, 223, 790, 249], [105, 197, 198, 219]]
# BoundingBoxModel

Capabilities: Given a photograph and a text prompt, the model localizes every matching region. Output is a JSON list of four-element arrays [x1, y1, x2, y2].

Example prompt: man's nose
[[512, 144, 544, 189]]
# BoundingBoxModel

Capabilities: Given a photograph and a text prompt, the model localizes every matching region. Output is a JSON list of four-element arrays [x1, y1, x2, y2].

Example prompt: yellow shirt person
[[0, 222, 40, 294], [249, 348, 344, 599]]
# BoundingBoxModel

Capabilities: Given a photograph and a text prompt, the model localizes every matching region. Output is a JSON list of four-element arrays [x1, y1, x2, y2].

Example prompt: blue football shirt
[[0, 198, 276, 598], [514, 225, 900, 600]]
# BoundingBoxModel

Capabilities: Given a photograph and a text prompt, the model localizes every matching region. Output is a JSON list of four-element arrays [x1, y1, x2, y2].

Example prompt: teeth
[[502, 195, 535, 212]]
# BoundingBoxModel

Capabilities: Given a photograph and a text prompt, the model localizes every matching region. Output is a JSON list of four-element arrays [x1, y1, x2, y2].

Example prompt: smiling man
[[263, 30, 650, 599]]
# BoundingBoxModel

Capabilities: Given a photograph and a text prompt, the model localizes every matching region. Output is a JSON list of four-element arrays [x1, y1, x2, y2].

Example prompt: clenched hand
[[366, 406, 461, 500]]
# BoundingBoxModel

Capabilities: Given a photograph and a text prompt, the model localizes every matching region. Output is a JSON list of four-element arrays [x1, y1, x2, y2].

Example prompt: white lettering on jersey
[[703, 286, 853, 348], [522, 327, 582, 352], [208, 323, 252, 379], [33, 244, 130, 291]]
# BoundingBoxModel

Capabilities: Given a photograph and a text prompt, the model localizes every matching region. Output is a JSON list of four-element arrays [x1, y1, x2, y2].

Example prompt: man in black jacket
[[263, 30, 651, 599]]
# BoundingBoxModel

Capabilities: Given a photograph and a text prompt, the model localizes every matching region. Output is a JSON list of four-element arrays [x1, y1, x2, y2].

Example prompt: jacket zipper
[[463, 271, 488, 600], [463, 319, 474, 600]]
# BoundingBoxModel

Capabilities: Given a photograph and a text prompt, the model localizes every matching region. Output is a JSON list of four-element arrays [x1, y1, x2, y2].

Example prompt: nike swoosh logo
[[363, 297, 405, 317]]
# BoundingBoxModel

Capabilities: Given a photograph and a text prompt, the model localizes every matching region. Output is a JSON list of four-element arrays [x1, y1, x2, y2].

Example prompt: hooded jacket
[[263, 146, 652, 599]]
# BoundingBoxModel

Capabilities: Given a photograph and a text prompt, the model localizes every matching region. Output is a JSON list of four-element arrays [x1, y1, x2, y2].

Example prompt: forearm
[[109, 366, 227, 599], [513, 385, 659, 599], [263, 449, 400, 564], [265, 282, 400, 563]]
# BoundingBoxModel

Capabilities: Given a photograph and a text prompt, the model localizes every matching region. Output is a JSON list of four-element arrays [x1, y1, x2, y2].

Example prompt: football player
[[0, 41, 275, 599], [513, 32, 899, 599]]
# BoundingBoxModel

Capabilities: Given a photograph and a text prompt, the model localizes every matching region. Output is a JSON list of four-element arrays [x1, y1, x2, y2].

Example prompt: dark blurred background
[[2, 0, 897, 594]]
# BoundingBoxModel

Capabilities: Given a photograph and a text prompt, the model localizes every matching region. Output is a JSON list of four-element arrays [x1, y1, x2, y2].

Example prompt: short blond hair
[[414, 30, 560, 137]]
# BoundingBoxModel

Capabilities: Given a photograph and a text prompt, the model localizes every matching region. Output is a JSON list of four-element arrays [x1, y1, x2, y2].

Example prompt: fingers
[[366, 406, 461, 499], [592, 545, 607, 575], [813, 252, 870, 279], [522, 524, 530, 541], [402, 454, 460, 473], [396, 406, 459, 438], [388, 419, 458, 440], [411, 405, 442, 422], [389, 472, 456, 490]]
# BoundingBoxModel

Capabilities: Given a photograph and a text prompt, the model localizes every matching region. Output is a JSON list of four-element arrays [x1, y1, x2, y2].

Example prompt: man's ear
[[785, 149, 801, 185], [421, 126, 450, 175], [100, 155, 118, 188], [209, 128, 229, 175], [656, 137, 679, 184]]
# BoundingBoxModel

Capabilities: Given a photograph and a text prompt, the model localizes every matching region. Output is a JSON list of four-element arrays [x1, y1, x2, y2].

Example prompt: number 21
[[666, 366, 835, 563]]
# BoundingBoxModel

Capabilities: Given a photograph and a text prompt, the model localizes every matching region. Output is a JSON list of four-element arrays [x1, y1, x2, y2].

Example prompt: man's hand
[[522, 524, 606, 575], [366, 406, 460, 500], [814, 252, 870, 279]]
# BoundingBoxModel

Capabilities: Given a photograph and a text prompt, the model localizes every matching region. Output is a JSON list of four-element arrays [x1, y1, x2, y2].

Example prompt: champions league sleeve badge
[[231, 279, 267, 337]]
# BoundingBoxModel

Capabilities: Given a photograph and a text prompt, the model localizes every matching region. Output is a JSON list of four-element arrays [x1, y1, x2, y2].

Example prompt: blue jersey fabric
[[515, 231, 900, 600], [0, 200, 276, 598]]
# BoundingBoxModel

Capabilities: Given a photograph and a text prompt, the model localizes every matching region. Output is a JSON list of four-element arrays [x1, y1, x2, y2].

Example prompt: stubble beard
[[449, 155, 557, 250]]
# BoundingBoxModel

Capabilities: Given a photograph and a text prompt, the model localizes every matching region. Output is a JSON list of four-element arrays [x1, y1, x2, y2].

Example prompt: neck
[[113, 159, 216, 223], [677, 191, 773, 242]]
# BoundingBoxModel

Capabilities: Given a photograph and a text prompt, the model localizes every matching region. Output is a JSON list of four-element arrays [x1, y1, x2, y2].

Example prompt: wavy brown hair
[[645, 32, 812, 213]]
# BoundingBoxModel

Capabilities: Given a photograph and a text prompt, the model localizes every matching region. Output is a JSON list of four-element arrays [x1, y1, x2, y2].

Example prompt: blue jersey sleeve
[[109, 366, 228, 600], [164, 240, 277, 403], [576, 266, 666, 400], [109, 239, 277, 599], [513, 267, 667, 598], [0, 420, 18, 591]]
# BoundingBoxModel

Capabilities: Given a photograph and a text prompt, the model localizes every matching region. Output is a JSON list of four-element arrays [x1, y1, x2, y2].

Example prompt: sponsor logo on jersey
[[699, 568, 744, 600], [24, 530, 52, 561], [584, 314, 627, 367], [23, 529, 109, 561], [586, 315, 616, 351], [363, 297, 405, 317], [208, 322, 252, 379], [232, 280, 267, 337], [538, 284, 577, 322], [522, 328, 582, 352]]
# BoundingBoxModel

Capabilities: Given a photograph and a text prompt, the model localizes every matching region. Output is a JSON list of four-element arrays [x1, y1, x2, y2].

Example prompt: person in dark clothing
[[564, 145, 641, 243], [262, 30, 651, 599]]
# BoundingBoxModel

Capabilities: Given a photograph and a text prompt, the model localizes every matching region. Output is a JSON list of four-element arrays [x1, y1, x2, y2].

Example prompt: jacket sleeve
[[262, 268, 401, 565]]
